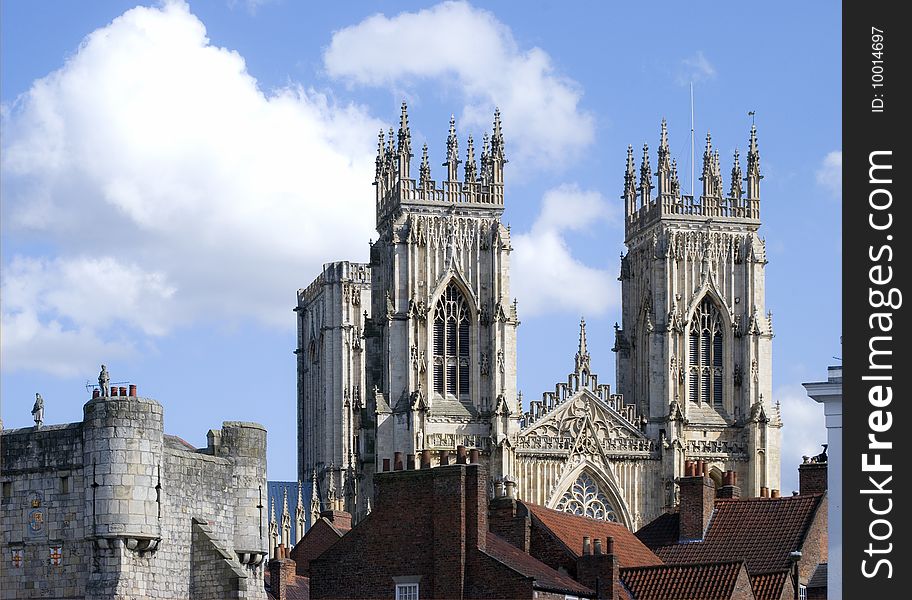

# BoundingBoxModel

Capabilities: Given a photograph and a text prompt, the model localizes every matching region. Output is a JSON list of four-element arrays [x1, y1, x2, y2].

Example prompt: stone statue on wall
[[98, 364, 110, 397], [32, 393, 44, 428]]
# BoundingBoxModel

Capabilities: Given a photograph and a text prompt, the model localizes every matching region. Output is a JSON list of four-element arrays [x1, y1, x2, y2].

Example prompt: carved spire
[[268, 496, 278, 558], [730, 148, 743, 199], [490, 108, 506, 186], [375, 129, 385, 182], [397, 101, 412, 178], [657, 119, 671, 195], [671, 158, 681, 198], [419, 143, 431, 187], [281, 486, 291, 548], [310, 469, 321, 526], [713, 149, 723, 197], [575, 317, 591, 374], [480, 132, 492, 185], [639, 143, 653, 206], [465, 135, 477, 183], [746, 124, 762, 199], [624, 144, 637, 216], [444, 115, 460, 181], [295, 480, 306, 541], [700, 132, 715, 197]]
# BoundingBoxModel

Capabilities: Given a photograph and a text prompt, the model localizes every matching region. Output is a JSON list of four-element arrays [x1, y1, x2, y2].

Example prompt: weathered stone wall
[[1, 398, 267, 599], [1, 423, 89, 598]]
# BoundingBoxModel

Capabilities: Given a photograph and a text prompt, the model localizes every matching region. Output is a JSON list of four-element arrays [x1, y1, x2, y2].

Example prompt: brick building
[[636, 460, 828, 600]]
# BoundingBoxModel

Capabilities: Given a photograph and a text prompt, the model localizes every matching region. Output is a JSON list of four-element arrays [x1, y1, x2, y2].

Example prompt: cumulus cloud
[[512, 185, 619, 317], [777, 383, 827, 494], [815, 150, 842, 198], [323, 1, 595, 169], [677, 51, 716, 85], [1, 1, 382, 374]]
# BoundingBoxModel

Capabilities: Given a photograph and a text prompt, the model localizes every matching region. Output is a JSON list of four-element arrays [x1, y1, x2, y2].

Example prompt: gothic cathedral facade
[[296, 105, 781, 532]]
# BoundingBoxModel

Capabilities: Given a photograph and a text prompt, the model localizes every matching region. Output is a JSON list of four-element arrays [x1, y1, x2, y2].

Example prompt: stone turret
[[220, 421, 268, 566]]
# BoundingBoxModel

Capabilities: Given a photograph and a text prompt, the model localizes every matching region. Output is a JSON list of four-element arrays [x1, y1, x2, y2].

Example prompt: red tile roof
[[750, 571, 790, 600], [620, 561, 747, 600], [524, 502, 663, 568], [484, 532, 594, 596], [642, 495, 824, 575]]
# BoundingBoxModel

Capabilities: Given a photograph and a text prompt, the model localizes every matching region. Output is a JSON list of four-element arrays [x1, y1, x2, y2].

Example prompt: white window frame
[[395, 583, 419, 600]]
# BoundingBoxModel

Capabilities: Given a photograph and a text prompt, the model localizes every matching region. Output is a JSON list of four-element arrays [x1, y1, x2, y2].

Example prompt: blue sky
[[0, 0, 840, 494]]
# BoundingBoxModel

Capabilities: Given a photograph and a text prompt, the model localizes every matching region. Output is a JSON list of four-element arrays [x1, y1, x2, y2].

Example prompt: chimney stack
[[717, 470, 741, 499], [678, 467, 715, 541], [269, 556, 296, 600], [577, 535, 618, 600], [799, 460, 828, 495]]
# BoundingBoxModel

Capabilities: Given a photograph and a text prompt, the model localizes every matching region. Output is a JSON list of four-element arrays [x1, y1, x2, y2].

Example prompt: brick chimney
[[799, 461, 827, 495], [489, 495, 531, 552], [678, 461, 716, 541], [577, 536, 618, 600], [319, 509, 352, 531], [269, 557, 296, 600], [717, 470, 741, 499]]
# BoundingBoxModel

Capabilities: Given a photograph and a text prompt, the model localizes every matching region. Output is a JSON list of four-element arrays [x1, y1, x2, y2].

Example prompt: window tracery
[[688, 297, 724, 408], [555, 472, 619, 521], [433, 283, 471, 398]]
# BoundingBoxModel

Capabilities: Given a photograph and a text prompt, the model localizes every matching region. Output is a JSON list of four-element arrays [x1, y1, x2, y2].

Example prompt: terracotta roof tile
[[621, 561, 747, 600], [484, 532, 593, 596], [643, 494, 824, 575], [524, 503, 663, 568], [750, 571, 790, 600]]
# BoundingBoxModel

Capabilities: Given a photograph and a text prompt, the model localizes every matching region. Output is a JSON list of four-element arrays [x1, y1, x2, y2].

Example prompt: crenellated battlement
[[375, 103, 506, 231], [624, 120, 763, 241]]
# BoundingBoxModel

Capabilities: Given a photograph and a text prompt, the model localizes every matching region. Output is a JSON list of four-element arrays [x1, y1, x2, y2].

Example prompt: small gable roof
[[484, 532, 594, 596], [525, 502, 662, 568]]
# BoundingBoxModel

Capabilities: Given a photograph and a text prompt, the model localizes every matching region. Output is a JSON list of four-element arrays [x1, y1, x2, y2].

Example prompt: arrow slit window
[[433, 284, 470, 399], [689, 297, 724, 408]]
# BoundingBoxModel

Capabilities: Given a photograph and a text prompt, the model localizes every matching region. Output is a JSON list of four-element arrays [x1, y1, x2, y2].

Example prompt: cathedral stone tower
[[367, 104, 521, 489], [614, 120, 781, 497]]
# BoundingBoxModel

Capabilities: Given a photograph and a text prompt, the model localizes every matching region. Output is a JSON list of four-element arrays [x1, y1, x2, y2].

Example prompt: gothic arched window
[[555, 472, 619, 521], [689, 297, 724, 408], [433, 283, 471, 399]]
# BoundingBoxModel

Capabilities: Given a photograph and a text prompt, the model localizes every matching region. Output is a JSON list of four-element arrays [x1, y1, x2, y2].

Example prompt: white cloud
[[815, 150, 842, 198], [323, 1, 595, 169], [512, 185, 618, 317], [777, 383, 827, 494], [677, 51, 716, 85], [1, 1, 383, 375]]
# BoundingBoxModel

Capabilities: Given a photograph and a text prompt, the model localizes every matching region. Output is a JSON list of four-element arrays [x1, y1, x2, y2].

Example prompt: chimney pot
[[382, 458, 391, 472], [439, 450, 450, 466], [119, 386, 127, 396], [505, 479, 516, 499], [406, 453, 416, 470], [607, 536, 615, 555], [421, 449, 432, 469], [129, 384, 137, 397], [583, 536, 591, 555], [93, 389, 100, 399], [760, 486, 769, 497], [111, 387, 118, 397], [394, 452, 404, 471], [456, 445, 467, 464], [593, 538, 603, 555], [469, 448, 480, 464], [771, 489, 780, 498]]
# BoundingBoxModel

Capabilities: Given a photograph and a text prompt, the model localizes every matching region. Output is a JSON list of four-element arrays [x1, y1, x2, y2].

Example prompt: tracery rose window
[[555, 472, 619, 521]]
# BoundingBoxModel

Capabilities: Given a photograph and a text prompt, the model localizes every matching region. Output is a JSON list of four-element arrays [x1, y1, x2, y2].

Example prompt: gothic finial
[[671, 158, 681, 197], [713, 149, 723, 195], [747, 124, 762, 198], [282, 486, 290, 517], [465, 135, 477, 183], [387, 127, 395, 155], [700, 132, 714, 196], [310, 468, 321, 525], [639, 143, 653, 203], [491, 108, 505, 159], [270, 496, 276, 524], [419, 143, 431, 187], [445, 115, 460, 180], [398, 101, 411, 154], [730, 148, 743, 199], [624, 144, 637, 212], [657, 119, 672, 194], [481, 132, 492, 184], [296, 480, 304, 509], [660, 118, 668, 150], [575, 317, 591, 375]]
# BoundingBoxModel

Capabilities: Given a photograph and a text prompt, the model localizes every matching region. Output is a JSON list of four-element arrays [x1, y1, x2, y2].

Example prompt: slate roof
[[620, 561, 747, 600], [807, 563, 827, 589], [484, 532, 594, 596], [749, 571, 790, 600], [637, 494, 824, 575], [525, 503, 663, 568]]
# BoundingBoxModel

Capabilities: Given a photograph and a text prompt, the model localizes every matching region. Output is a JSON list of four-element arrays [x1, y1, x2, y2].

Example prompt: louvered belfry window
[[689, 297, 725, 408], [433, 283, 471, 398]]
